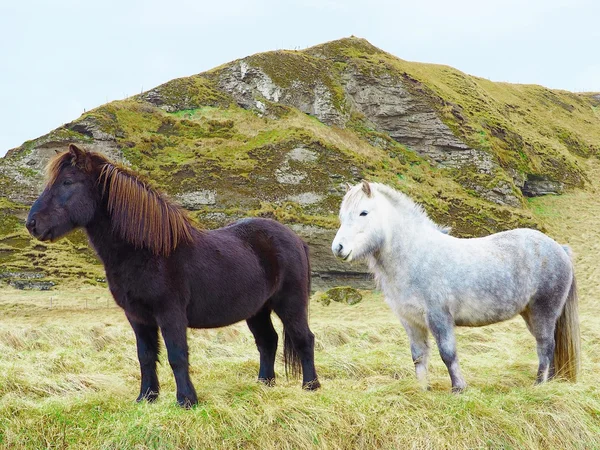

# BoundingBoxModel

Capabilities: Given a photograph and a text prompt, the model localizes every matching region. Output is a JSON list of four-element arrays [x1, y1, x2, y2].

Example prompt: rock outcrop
[[522, 177, 564, 197], [340, 69, 520, 207], [218, 60, 346, 126]]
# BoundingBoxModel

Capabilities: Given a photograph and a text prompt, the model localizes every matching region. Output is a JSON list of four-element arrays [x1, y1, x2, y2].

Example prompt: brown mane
[[46, 150, 194, 256]]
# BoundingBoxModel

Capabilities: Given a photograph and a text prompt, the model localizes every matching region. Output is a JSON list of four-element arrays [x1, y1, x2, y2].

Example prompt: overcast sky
[[1, 0, 598, 157]]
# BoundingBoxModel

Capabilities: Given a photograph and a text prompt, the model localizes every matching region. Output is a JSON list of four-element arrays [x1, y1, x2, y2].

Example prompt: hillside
[[1, 37, 599, 289]]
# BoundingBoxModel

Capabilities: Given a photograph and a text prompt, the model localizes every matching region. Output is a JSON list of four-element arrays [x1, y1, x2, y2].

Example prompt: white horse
[[332, 181, 580, 392]]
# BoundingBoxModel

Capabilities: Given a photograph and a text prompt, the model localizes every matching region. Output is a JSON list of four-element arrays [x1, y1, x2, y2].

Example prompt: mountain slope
[[1, 37, 598, 288]]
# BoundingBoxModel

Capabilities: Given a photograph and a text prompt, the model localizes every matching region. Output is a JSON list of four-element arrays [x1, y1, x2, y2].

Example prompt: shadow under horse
[[26, 144, 320, 407]]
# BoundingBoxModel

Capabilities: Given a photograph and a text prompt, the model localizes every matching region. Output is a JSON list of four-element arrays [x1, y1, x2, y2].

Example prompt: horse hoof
[[177, 395, 198, 409], [451, 384, 467, 394], [136, 391, 159, 403], [258, 377, 276, 387], [302, 379, 321, 391]]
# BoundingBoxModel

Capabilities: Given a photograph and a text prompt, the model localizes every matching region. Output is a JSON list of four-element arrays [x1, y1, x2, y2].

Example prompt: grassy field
[[2, 163, 600, 449]]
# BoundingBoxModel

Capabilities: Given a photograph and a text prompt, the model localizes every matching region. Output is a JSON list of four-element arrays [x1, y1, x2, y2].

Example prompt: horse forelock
[[46, 151, 76, 186], [46, 150, 194, 256], [340, 184, 369, 218]]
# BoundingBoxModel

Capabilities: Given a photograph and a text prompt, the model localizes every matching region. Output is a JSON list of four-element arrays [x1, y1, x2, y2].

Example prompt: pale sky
[[1, 0, 598, 157]]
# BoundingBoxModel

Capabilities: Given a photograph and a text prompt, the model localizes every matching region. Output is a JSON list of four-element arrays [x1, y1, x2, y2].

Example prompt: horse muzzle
[[339, 250, 353, 261], [26, 216, 52, 241], [332, 242, 353, 261]]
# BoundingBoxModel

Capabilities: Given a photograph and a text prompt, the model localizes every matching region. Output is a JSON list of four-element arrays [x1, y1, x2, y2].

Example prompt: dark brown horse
[[26, 144, 320, 407]]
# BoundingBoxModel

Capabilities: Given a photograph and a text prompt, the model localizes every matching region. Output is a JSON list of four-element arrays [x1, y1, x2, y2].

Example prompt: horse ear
[[361, 180, 372, 197], [68, 144, 91, 171], [345, 182, 353, 192]]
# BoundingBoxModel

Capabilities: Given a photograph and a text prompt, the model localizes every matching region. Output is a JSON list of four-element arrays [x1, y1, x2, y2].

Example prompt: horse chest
[[378, 273, 426, 325], [104, 264, 170, 321], [107, 269, 160, 296]]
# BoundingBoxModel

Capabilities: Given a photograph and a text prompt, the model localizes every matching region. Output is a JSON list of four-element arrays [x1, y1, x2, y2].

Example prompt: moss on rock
[[315, 286, 363, 306]]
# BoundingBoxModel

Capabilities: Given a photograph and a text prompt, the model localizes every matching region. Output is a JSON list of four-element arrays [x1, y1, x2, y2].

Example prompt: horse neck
[[373, 206, 443, 274], [84, 208, 145, 267]]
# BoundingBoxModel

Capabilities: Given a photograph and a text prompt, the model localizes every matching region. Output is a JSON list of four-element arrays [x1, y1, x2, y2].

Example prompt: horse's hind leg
[[246, 307, 278, 386], [400, 318, 430, 390], [427, 309, 467, 393], [521, 306, 557, 383], [273, 293, 320, 390]]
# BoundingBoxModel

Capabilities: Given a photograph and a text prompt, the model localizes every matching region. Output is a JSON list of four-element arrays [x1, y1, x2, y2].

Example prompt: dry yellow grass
[[2, 163, 600, 449]]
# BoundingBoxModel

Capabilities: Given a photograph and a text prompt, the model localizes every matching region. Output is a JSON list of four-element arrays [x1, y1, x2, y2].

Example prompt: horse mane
[[46, 150, 194, 256], [344, 182, 450, 234]]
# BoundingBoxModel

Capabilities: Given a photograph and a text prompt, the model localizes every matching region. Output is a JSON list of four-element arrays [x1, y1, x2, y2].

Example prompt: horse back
[[486, 228, 571, 269]]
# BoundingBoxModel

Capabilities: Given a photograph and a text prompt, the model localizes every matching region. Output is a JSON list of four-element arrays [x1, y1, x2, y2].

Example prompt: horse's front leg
[[158, 313, 198, 408], [127, 316, 160, 402], [427, 309, 467, 393], [400, 318, 430, 390]]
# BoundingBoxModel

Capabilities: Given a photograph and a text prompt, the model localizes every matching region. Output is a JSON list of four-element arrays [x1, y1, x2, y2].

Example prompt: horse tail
[[303, 241, 312, 296], [283, 331, 302, 379], [282, 241, 311, 379], [554, 248, 581, 381]]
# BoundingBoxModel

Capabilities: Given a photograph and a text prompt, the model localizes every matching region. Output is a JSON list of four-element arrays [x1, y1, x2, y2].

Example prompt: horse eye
[[360, 211, 368, 217], [63, 179, 73, 186]]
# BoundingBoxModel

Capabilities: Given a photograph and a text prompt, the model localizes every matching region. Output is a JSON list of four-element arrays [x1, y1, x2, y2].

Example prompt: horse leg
[[427, 309, 467, 393], [274, 297, 320, 390], [127, 316, 160, 402], [157, 313, 198, 408], [521, 306, 557, 383], [246, 307, 278, 386], [400, 318, 430, 390]]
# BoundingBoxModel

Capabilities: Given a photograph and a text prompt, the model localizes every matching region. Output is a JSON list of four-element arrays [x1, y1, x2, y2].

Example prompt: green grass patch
[[1, 287, 599, 449]]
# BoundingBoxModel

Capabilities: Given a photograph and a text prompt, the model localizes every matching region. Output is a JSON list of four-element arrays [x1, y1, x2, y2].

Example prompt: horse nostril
[[26, 218, 36, 231], [337, 243, 343, 253]]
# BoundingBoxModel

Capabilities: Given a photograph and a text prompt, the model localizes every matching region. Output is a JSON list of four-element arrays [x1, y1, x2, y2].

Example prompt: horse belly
[[452, 294, 527, 327], [186, 303, 262, 329], [185, 281, 271, 329]]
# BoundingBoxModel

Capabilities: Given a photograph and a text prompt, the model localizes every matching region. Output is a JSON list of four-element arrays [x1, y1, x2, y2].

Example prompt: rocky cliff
[[1, 37, 599, 289]]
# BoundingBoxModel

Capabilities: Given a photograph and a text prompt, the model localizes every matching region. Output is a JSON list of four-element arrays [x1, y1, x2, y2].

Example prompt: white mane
[[342, 182, 449, 233]]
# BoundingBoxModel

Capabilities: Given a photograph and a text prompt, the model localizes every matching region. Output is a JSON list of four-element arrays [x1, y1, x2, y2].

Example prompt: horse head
[[331, 180, 386, 262], [26, 144, 100, 241]]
